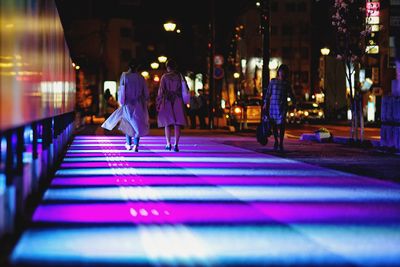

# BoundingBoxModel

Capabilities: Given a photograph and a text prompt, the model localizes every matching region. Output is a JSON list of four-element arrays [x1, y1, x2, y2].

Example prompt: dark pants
[[271, 121, 286, 149], [126, 135, 140, 145], [189, 109, 198, 129], [198, 109, 207, 129]]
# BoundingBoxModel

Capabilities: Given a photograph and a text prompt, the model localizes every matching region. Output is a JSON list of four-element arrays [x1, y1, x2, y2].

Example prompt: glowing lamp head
[[141, 71, 150, 79], [150, 62, 159, 69], [320, 47, 330, 56], [233, 72, 240, 79], [158, 56, 168, 63], [163, 21, 176, 32]]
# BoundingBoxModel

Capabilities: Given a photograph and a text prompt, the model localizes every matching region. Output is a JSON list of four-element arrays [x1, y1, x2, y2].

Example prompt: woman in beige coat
[[102, 59, 149, 152], [157, 59, 187, 152]]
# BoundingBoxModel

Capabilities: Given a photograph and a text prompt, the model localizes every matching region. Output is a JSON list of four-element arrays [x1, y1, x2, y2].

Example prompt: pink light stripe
[[59, 162, 305, 169], [32, 202, 400, 224]]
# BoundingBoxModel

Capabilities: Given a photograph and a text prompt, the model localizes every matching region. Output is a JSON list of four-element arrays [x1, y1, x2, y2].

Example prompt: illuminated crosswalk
[[10, 135, 400, 266]]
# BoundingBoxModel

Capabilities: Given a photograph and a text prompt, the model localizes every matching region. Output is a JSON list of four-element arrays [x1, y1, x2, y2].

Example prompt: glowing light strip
[[43, 186, 400, 202], [55, 167, 352, 177], [11, 225, 400, 266], [62, 156, 295, 164], [65, 149, 246, 153]]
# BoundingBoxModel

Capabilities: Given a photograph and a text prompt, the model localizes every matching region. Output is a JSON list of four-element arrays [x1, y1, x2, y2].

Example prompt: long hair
[[128, 59, 140, 71]]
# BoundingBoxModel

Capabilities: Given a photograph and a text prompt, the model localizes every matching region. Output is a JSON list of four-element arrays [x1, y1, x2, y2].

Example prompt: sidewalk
[[8, 133, 400, 266]]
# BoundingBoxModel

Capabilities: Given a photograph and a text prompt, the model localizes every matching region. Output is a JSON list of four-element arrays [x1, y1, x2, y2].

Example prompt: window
[[120, 28, 132, 38]]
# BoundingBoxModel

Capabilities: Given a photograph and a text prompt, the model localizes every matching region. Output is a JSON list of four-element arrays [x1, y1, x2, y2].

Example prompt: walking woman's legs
[[279, 122, 286, 151], [272, 122, 279, 150], [173, 125, 181, 152], [165, 126, 171, 146], [125, 135, 132, 150], [132, 137, 140, 152], [174, 125, 181, 145]]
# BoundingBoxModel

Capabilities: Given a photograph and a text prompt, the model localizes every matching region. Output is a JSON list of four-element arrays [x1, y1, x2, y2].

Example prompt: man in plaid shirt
[[263, 64, 295, 152]]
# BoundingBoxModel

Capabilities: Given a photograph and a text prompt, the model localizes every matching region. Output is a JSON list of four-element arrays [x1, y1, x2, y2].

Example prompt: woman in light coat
[[157, 59, 187, 152], [102, 59, 149, 152]]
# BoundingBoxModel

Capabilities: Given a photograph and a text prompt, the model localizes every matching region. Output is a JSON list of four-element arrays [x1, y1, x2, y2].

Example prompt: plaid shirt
[[264, 78, 294, 124]]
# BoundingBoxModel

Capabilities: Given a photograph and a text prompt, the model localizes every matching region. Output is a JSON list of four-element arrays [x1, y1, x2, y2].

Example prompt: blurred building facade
[[233, 0, 312, 101]]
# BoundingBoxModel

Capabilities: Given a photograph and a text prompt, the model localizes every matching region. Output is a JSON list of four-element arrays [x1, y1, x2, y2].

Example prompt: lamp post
[[320, 47, 330, 90], [320, 47, 330, 116], [260, 0, 270, 96], [234, 72, 240, 98]]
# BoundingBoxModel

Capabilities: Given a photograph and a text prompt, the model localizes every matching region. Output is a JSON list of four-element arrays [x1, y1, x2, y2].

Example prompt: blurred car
[[288, 102, 325, 123], [228, 97, 262, 131]]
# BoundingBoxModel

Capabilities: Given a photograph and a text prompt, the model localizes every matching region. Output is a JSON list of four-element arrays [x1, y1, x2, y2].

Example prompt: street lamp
[[320, 47, 330, 56], [163, 21, 176, 32], [150, 62, 159, 69], [158, 56, 167, 63], [141, 71, 150, 79]]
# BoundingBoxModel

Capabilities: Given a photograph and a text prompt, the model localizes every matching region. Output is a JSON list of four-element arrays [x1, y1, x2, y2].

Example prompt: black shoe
[[165, 144, 171, 151], [133, 145, 139, 152], [174, 145, 179, 152]]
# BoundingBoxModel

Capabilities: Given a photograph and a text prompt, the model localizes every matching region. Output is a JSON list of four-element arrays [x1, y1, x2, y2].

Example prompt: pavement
[[77, 124, 400, 183], [7, 131, 400, 266]]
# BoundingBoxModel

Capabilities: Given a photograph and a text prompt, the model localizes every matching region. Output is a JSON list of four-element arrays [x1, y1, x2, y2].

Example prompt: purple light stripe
[[64, 152, 264, 158], [50, 176, 386, 187], [59, 161, 308, 169], [32, 202, 400, 224]]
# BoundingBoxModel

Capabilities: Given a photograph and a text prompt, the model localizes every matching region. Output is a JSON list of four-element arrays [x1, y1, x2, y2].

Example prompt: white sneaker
[[125, 143, 132, 150]]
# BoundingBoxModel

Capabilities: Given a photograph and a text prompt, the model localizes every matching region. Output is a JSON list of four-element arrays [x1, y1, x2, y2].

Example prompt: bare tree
[[331, 0, 374, 141]]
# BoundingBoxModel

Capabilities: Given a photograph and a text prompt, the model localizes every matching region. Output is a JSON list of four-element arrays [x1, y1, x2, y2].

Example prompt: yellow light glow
[[234, 107, 242, 114], [158, 56, 168, 63], [72, 63, 76, 67], [366, 16, 380, 25], [75, 65, 80, 70], [304, 111, 309, 116], [141, 71, 150, 78], [256, 2, 261, 7], [153, 75, 160, 82], [150, 62, 159, 69], [320, 47, 330, 56], [366, 46, 379, 54], [176, 29, 181, 34], [233, 72, 240, 79], [0, 62, 13, 68], [163, 21, 176, 32]]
